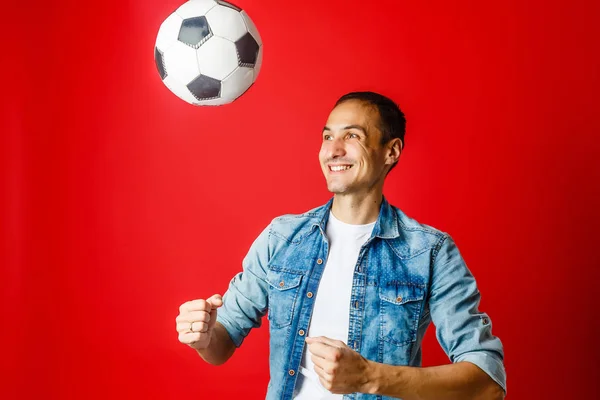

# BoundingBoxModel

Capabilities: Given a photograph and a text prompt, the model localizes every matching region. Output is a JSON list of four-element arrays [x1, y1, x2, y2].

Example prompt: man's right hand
[[176, 294, 223, 350]]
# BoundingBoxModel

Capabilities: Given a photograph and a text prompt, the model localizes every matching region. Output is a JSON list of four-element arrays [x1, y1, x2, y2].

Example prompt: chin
[[327, 183, 350, 194], [326, 183, 340, 193]]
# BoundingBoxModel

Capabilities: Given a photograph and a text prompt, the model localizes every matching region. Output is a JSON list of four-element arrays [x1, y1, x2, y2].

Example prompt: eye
[[348, 133, 359, 139], [323, 134, 332, 141]]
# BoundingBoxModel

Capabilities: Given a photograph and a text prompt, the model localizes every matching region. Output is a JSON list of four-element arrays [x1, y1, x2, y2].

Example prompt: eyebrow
[[323, 125, 368, 136]]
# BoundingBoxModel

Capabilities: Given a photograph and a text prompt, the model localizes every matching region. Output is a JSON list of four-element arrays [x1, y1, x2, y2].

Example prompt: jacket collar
[[314, 195, 400, 239]]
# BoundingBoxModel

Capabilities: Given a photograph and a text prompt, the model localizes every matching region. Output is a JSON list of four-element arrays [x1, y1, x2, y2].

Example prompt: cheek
[[352, 147, 369, 164], [319, 145, 330, 159], [357, 153, 378, 172]]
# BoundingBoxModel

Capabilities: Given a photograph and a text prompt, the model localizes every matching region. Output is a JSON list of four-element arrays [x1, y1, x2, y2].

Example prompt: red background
[[2, 0, 599, 398]]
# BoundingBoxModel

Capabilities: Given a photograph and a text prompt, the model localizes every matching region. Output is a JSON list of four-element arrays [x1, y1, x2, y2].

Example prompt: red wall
[[2, 0, 599, 398]]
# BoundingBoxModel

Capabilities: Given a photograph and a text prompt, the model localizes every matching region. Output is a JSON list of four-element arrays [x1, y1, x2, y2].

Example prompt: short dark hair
[[334, 91, 406, 173]]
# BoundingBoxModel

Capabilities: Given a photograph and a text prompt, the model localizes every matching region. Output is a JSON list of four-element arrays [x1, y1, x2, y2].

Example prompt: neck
[[331, 190, 383, 225]]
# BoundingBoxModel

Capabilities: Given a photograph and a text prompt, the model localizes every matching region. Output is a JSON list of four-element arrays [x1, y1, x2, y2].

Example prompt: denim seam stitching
[[267, 266, 305, 275], [354, 249, 368, 354], [269, 229, 303, 244], [384, 238, 431, 260], [431, 233, 450, 265]]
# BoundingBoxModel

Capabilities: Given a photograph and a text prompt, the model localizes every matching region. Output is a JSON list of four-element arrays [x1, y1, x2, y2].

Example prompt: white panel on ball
[[196, 36, 239, 80], [163, 41, 202, 84], [240, 10, 262, 46], [175, 0, 217, 19], [221, 67, 254, 101], [162, 75, 199, 104], [206, 4, 247, 42], [155, 13, 183, 52]]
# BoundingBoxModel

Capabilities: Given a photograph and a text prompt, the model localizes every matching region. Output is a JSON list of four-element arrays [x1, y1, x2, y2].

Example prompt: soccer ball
[[154, 0, 263, 106]]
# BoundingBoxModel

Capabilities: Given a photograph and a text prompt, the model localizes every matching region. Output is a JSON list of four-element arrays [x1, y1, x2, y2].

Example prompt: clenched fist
[[305, 336, 372, 394], [176, 294, 223, 350]]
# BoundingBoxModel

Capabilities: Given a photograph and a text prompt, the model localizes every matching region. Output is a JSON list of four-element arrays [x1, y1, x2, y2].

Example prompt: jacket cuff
[[455, 351, 507, 393], [216, 314, 244, 348]]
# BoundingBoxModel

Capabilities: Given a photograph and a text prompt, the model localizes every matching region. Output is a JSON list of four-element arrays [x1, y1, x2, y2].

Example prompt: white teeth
[[330, 165, 351, 172]]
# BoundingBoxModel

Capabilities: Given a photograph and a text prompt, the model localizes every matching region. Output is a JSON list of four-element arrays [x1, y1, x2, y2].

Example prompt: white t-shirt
[[293, 211, 375, 399]]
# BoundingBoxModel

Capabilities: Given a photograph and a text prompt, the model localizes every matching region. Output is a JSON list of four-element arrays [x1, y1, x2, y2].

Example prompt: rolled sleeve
[[455, 351, 507, 392], [429, 234, 507, 392], [217, 224, 271, 348]]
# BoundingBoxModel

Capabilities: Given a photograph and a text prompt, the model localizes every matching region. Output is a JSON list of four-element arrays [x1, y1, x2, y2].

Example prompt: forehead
[[326, 100, 380, 129]]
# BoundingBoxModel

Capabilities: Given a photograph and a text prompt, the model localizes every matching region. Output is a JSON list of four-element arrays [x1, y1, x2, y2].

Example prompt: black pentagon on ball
[[235, 33, 259, 67], [216, 0, 242, 11], [178, 16, 212, 49], [187, 74, 221, 100], [154, 47, 167, 80]]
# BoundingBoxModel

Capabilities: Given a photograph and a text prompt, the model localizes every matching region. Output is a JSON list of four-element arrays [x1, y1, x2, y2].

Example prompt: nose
[[327, 137, 346, 158]]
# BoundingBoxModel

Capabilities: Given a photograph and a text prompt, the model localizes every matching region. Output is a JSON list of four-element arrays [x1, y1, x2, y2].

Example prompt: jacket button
[[317, 258, 323, 265], [279, 281, 285, 287], [354, 301, 359, 308], [396, 296, 402, 302], [289, 369, 295, 376], [482, 317, 489, 325], [299, 329, 305, 336], [307, 292, 313, 298]]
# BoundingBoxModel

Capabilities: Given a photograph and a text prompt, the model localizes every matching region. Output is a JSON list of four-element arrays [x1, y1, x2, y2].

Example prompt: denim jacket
[[217, 197, 506, 399]]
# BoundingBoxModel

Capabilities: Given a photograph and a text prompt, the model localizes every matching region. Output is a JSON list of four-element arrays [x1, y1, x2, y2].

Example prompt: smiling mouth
[[328, 165, 353, 172]]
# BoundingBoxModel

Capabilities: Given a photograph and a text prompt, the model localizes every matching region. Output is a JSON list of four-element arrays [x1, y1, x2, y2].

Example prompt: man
[[175, 92, 506, 400]]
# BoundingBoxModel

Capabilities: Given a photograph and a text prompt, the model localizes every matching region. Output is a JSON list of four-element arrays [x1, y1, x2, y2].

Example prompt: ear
[[385, 138, 402, 166]]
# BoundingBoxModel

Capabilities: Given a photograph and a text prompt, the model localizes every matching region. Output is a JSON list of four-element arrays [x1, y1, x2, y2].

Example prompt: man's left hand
[[305, 336, 372, 394]]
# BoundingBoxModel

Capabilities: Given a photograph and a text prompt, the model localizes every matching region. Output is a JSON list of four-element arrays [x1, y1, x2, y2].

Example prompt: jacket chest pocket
[[379, 284, 425, 347], [266, 269, 304, 329]]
